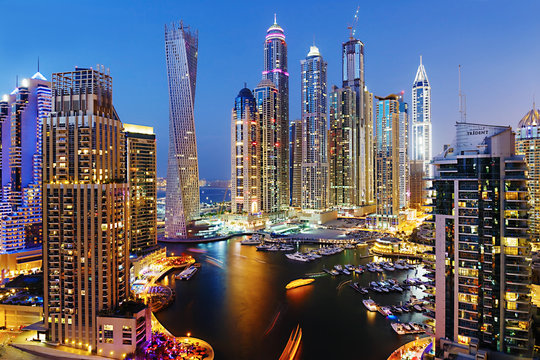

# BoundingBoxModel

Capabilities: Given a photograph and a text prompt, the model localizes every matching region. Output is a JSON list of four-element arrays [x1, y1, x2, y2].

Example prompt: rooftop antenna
[[533, 94, 536, 110], [244, 82, 247, 88], [15, 75, 18, 88], [458, 65, 466, 123], [347, 6, 360, 40], [274, 13, 277, 24], [37, 56, 40, 73]]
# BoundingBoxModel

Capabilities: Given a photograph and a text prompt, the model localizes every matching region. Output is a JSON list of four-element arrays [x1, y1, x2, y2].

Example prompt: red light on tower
[[275, 142, 280, 147]]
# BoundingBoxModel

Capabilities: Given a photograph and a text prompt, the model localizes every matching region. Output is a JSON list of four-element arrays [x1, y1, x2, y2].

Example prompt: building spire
[[420, 54, 422, 65], [274, 13, 277, 24], [533, 94, 536, 110]]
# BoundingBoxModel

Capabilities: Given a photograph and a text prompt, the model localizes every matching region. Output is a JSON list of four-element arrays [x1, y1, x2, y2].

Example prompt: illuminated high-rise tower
[[342, 36, 374, 206], [301, 45, 328, 210], [329, 86, 356, 207], [411, 56, 431, 177], [263, 15, 289, 210], [254, 79, 279, 213], [289, 120, 302, 207], [164, 21, 200, 238], [516, 105, 540, 242], [231, 87, 260, 214], [124, 124, 157, 254], [43, 67, 128, 350], [0, 73, 50, 253]]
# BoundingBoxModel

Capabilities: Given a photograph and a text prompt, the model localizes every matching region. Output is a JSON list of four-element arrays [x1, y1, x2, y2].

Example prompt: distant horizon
[[1, 0, 539, 179]]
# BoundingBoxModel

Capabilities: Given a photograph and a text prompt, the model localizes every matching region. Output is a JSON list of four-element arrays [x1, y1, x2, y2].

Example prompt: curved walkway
[[387, 336, 432, 360]]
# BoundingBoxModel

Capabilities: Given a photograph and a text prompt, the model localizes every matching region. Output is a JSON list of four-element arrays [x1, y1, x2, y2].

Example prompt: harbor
[[155, 235, 431, 360]]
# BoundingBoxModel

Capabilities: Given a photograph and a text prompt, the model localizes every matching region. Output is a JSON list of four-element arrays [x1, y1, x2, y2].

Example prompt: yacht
[[363, 299, 378, 312], [329, 269, 339, 276], [256, 243, 272, 251], [354, 267, 364, 275], [342, 269, 351, 275], [176, 265, 198, 280], [241, 236, 261, 245], [334, 264, 343, 272], [285, 252, 310, 262], [378, 306, 393, 317]]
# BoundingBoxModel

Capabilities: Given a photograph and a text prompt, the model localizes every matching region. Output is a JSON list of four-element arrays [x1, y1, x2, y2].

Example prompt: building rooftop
[[517, 106, 540, 128], [307, 45, 321, 57]]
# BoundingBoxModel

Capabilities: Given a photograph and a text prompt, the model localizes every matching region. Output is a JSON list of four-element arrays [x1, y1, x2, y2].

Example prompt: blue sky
[[1, 0, 539, 179]]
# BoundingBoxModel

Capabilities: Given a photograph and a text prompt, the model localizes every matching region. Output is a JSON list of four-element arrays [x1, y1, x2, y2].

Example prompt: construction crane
[[347, 6, 360, 40]]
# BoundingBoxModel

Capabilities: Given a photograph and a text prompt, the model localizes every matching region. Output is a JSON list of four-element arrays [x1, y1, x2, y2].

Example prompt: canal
[[156, 236, 428, 360]]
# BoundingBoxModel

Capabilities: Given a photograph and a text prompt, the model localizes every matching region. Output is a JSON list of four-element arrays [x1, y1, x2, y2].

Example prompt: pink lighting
[[265, 33, 286, 41], [262, 68, 289, 77]]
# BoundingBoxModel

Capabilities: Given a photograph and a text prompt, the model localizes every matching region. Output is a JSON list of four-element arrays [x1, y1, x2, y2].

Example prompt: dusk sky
[[1, 0, 539, 179]]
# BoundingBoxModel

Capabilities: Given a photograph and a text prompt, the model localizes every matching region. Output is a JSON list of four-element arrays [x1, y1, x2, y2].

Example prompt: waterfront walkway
[[387, 336, 432, 360]]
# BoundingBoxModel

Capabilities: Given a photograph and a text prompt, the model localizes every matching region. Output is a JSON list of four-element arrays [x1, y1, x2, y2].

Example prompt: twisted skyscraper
[[263, 15, 289, 210], [165, 21, 200, 238]]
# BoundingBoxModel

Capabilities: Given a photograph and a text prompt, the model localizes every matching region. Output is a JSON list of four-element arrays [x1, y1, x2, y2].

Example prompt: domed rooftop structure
[[237, 87, 254, 99], [518, 104, 540, 128], [307, 45, 321, 57], [266, 14, 285, 41]]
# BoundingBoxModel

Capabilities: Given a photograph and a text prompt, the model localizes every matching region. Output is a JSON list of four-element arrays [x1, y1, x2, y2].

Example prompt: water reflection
[[157, 237, 427, 360]]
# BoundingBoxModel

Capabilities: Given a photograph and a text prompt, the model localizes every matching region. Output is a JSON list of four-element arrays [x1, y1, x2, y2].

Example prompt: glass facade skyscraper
[[263, 16, 289, 210], [329, 86, 356, 207], [164, 21, 200, 239], [411, 56, 432, 177], [301, 46, 328, 210], [374, 94, 402, 229], [342, 37, 374, 206], [231, 87, 260, 214], [425, 123, 532, 356], [515, 106, 540, 243], [254, 79, 279, 214], [124, 124, 157, 254], [289, 119, 302, 207], [0, 72, 50, 253]]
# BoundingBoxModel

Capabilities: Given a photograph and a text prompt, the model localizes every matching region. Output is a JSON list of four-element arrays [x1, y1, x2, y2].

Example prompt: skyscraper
[[411, 56, 432, 177], [398, 98, 409, 209], [426, 123, 532, 356], [329, 86, 356, 207], [44, 67, 128, 350], [289, 119, 302, 207], [263, 15, 289, 210], [124, 124, 157, 254], [254, 79, 279, 214], [515, 105, 540, 243], [0, 73, 50, 253], [374, 94, 402, 229], [165, 21, 200, 239], [342, 36, 374, 206], [231, 87, 260, 214], [301, 45, 328, 210]]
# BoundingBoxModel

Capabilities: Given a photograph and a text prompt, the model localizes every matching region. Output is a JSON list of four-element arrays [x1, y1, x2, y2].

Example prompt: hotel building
[[425, 123, 532, 356], [43, 67, 129, 352]]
